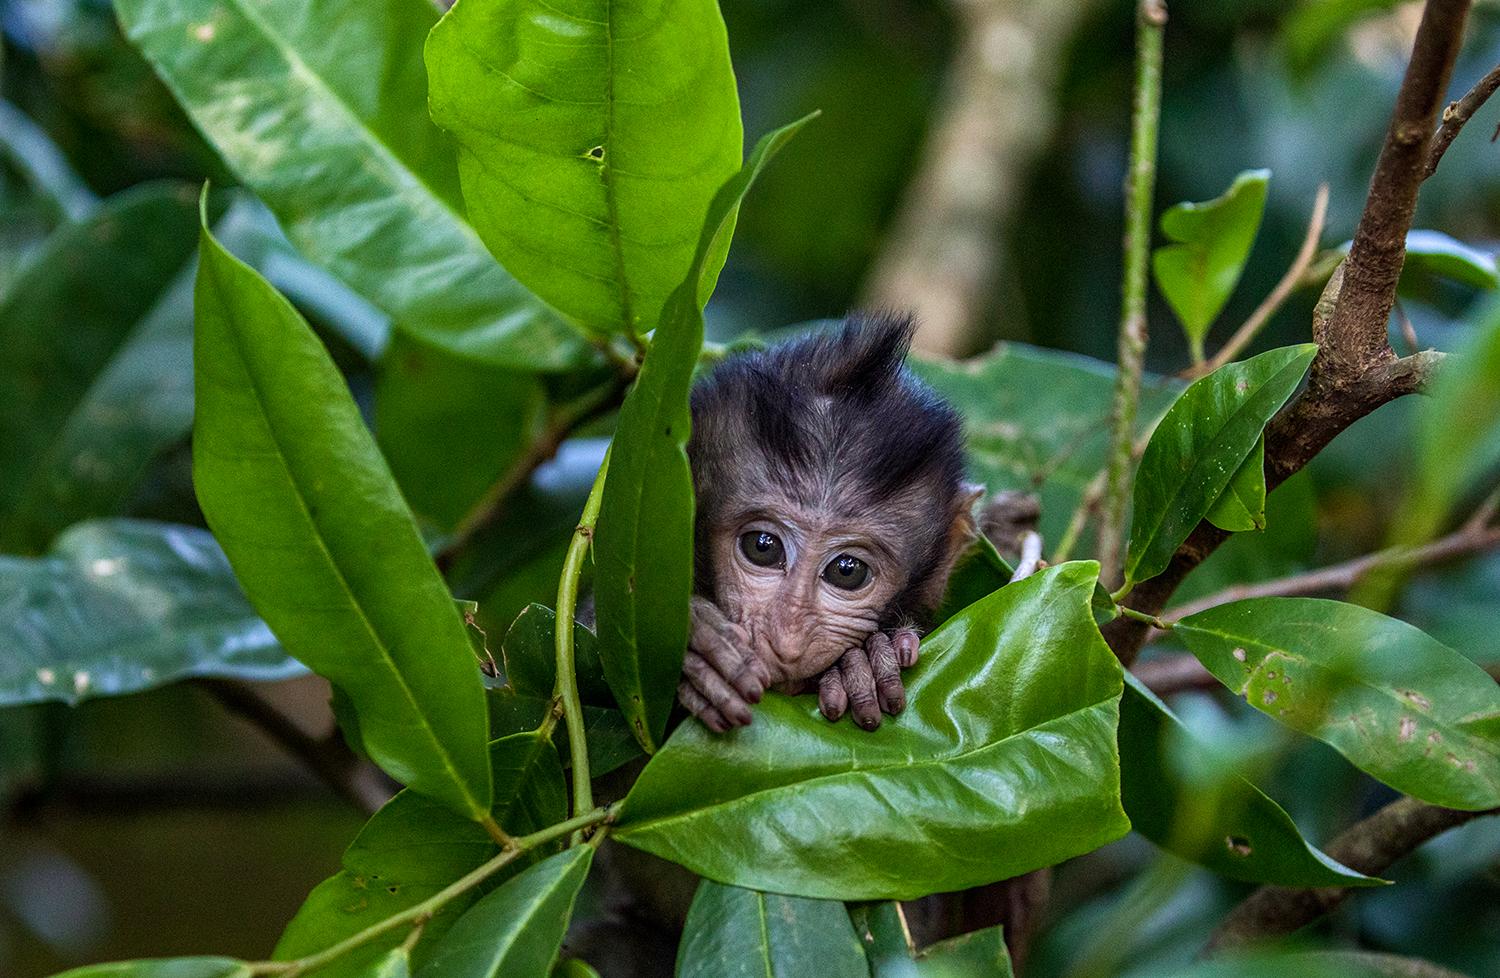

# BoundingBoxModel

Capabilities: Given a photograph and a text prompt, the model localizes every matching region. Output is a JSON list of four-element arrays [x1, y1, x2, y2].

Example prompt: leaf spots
[[73, 671, 91, 695], [1428, 731, 1443, 744], [36, 668, 55, 685], [1262, 689, 1278, 705], [1399, 689, 1432, 710], [586, 145, 606, 163], [192, 21, 215, 42], [1399, 716, 1417, 742], [1225, 835, 1252, 857], [1232, 647, 1247, 662]]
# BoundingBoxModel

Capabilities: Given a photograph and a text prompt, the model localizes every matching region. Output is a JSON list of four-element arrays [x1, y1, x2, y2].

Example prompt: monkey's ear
[[914, 483, 985, 610]]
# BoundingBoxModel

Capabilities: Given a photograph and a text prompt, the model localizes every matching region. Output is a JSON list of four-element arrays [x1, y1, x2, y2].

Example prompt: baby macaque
[[681, 313, 977, 732]]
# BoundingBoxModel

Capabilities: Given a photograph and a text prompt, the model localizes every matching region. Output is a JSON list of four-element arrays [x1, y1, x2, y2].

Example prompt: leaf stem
[[1119, 605, 1170, 630], [248, 805, 618, 976], [1097, 0, 1166, 587], [555, 446, 612, 823]]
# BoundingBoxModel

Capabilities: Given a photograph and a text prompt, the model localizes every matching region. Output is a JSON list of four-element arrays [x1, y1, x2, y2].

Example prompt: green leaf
[[614, 562, 1129, 900], [594, 115, 815, 752], [115, 0, 592, 370], [1118, 673, 1379, 886], [0, 182, 202, 548], [47, 960, 251, 978], [501, 604, 613, 709], [1204, 435, 1266, 533], [911, 345, 1181, 558], [1403, 229, 1498, 290], [676, 881, 869, 978], [1121, 949, 1399, 978], [193, 207, 491, 819], [931, 534, 1014, 628], [275, 733, 567, 977], [1152, 170, 1270, 357], [552, 961, 601, 978], [484, 685, 643, 778], [1176, 597, 1500, 810], [413, 846, 593, 978], [425, 0, 743, 336], [1126, 344, 1317, 587], [0, 519, 300, 707], [850, 902, 1014, 978]]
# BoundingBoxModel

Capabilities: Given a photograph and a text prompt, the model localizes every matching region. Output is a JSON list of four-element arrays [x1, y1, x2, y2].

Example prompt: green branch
[[554, 446, 611, 820], [250, 805, 618, 977], [1098, 0, 1166, 586]]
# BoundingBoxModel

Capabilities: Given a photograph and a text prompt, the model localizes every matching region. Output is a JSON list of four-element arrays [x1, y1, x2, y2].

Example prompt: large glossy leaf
[[850, 901, 1013, 977], [676, 881, 869, 978], [594, 116, 814, 752], [193, 212, 491, 819], [115, 0, 592, 370], [0, 519, 299, 707], [0, 181, 201, 546], [1152, 170, 1270, 356], [274, 733, 566, 978], [0, 195, 302, 555], [1176, 597, 1500, 810], [911, 345, 1181, 557], [413, 847, 593, 978], [425, 0, 743, 336], [1125, 344, 1317, 587], [49, 960, 251, 978], [614, 562, 1129, 900], [1118, 673, 1378, 886]]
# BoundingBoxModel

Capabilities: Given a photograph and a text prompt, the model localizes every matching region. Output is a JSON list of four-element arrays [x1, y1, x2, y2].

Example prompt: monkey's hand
[[679, 596, 772, 733], [815, 627, 921, 731]]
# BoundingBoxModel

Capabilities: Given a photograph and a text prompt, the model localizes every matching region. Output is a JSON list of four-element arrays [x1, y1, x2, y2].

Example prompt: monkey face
[[705, 491, 913, 686]]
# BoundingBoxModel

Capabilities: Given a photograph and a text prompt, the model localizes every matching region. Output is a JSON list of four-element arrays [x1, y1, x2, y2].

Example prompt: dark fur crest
[[688, 312, 968, 624]]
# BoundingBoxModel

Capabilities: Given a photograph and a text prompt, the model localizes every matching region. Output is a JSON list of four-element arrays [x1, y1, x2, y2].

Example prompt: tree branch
[[1206, 797, 1499, 951], [1424, 60, 1500, 179], [195, 678, 394, 815], [1101, 0, 1471, 665], [861, 0, 1105, 356]]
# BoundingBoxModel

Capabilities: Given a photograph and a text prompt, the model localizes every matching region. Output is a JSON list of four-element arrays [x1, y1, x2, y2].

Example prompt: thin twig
[[1424, 60, 1500, 178], [1140, 509, 1500, 646], [1187, 184, 1330, 381], [438, 376, 626, 568], [195, 678, 393, 815], [1098, 0, 1167, 588]]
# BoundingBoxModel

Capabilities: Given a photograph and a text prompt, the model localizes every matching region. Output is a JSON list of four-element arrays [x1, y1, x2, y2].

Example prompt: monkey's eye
[[739, 531, 785, 568], [822, 554, 871, 590]]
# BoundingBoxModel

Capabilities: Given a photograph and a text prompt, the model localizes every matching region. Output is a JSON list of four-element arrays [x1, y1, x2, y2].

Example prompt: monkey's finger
[[837, 648, 882, 731], [866, 633, 906, 716], [678, 679, 733, 733], [682, 653, 755, 727], [818, 668, 847, 722], [690, 618, 765, 704], [891, 628, 921, 668]]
